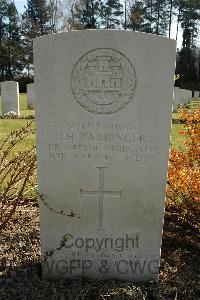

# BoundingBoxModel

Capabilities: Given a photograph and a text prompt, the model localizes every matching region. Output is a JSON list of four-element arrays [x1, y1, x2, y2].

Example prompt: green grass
[[172, 112, 180, 120], [170, 123, 186, 150], [0, 119, 35, 153], [189, 100, 200, 110], [0, 94, 36, 153], [18, 93, 35, 117]]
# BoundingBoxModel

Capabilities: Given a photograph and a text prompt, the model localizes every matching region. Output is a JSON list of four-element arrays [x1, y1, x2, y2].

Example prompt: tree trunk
[[150, 0, 153, 32], [169, 0, 173, 38], [176, 4, 181, 41], [124, 0, 127, 29], [156, 0, 161, 35]]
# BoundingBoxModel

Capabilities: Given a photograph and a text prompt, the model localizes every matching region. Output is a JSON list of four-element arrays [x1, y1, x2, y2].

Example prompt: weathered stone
[[34, 30, 176, 282]]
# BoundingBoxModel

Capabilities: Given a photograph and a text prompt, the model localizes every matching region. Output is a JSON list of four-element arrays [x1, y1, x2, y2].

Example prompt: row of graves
[[0, 82, 35, 116], [173, 87, 199, 112]]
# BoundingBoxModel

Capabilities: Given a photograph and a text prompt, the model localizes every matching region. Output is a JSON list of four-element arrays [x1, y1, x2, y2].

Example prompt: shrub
[[167, 108, 200, 221]]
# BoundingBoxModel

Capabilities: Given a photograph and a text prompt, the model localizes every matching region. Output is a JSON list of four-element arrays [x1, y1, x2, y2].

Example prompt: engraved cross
[[80, 167, 122, 232]]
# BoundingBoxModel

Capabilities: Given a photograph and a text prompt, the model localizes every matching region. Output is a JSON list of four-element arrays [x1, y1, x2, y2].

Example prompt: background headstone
[[0, 81, 20, 116], [27, 83, 35, 108], [34, 30, 176, 282], [173, 87, 181, 112], [194, 91, 199, 99], [186, 90, 192, 104], [179, 88, 187, 105]]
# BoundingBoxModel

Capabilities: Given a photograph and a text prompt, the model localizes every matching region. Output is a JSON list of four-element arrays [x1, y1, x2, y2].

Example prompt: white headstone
[[27, 83, 35, 108], [183, 89, 189, 104], [186, 90, 192, 104], [1, 81, 20, 116], [194, 91, 199, 99], [179, 88, 187, 105], [34, 31, 176, 282], [173, 88, 192, 112], [173, 87, 181, 112]]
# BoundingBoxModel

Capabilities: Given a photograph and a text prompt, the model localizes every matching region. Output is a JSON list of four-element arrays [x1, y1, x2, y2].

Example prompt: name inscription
[[46, 121, 160, 162]]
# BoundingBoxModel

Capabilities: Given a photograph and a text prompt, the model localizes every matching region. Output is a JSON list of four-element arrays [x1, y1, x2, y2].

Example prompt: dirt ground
[[0, 200, 199, 300]]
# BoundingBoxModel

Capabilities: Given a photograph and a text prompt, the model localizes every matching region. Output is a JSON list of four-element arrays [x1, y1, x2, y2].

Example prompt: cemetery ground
[[0, 95, 199, 299]]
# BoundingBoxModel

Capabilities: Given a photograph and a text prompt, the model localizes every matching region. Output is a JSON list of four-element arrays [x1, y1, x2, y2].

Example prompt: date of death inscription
[[46, 121, 160, 162]]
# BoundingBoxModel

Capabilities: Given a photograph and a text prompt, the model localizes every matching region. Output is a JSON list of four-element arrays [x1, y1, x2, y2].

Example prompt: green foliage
[[99, 0, 123, 29], [20, 0, 52, 76], [24, 0, 51, 37], [68, 0, 100, 29], [0, 0, 24, 81], [175, 48, 199, 90], [68, 0, 123, 29], [178, 0, 200, 48]]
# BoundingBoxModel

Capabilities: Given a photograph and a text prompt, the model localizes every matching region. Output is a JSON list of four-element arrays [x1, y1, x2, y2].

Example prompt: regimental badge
[[71, 48, 137, 115]]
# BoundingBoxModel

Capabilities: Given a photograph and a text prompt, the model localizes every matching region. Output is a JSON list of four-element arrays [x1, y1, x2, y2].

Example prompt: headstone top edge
[[33, 30, 177, 46]]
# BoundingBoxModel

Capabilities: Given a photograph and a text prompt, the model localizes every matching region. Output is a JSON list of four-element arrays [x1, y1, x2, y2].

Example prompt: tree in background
[[67, 0, 100, 30], [0, 0, 24, 81], [66, 0, 123, 30], [127, 0, 175, 36], [126, 0, 157, 33], [0, 0, 8, 81], [5, 1, 24, 79], [25, 0, 51, 36], [48, 0, 61, 33], [175, 0, 200, 90], [179, 0, 199, 48], [99, 0, 123, 29], [21, 0, 52, 79]]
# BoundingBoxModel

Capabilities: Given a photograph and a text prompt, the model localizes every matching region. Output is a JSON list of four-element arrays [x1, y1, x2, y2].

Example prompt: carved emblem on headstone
[[71, 48, 136, 114]]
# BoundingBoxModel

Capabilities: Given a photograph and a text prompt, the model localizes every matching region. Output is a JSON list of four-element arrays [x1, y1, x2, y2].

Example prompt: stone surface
[[173, 87, 180, 112], [194, 91, 199, 99], [186, 90, 192, 103], [173, 88, 192, 112], [0, 81, 20, 115], [27, 83, 35, 108], [34, 30, 176, 282], [179, 88, 187, 105]]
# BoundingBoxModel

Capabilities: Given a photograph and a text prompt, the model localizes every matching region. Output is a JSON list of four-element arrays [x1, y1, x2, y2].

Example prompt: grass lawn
[[170, 123, 185, 149], [0, 94, 35, 153]]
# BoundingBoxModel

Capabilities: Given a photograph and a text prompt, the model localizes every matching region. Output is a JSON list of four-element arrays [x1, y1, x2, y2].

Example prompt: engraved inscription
[[80, 167, 122, 232], [71, 48, 136, 114], [46, 120, 160, 162]]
